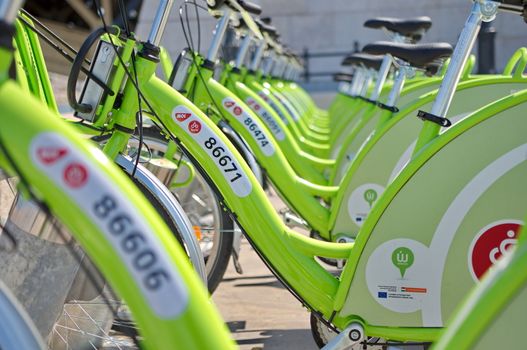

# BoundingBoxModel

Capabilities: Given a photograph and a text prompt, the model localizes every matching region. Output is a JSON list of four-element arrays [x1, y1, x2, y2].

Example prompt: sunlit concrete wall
[[137, 0, 526, 83]]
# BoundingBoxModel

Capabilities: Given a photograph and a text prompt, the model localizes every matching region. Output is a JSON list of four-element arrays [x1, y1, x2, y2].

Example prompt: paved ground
[[213, 239, 318, 350], [213, 186, 319, 350]]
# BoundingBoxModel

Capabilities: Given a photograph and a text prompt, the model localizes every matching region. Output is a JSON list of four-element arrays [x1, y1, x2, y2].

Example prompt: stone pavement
[[213, 238, 318, 350]]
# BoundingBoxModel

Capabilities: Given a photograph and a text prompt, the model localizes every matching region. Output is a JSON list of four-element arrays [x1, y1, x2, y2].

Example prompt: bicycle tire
[[0, 280, 45, 350], [0, 175, 119, 349]]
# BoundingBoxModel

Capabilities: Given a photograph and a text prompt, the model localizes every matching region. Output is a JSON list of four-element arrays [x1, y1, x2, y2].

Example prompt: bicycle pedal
[[281, 210, 308, 229]]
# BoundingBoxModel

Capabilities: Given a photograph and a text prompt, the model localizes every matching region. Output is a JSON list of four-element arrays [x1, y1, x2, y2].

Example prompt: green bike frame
[[12, 1, 527, 345], [433, 218, 527, 349], [87, 23, 527, 344], [0, 20, 233, 350]]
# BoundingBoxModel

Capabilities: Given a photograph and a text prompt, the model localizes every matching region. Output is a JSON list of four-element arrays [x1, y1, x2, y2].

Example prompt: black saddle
[[255, 18, 278, 38], [333, 72, 354, 83], [362, 41, 453, 69], [207, 0, 262, 15], [342, 53, 385, 70], [364, 16, 432, 41]]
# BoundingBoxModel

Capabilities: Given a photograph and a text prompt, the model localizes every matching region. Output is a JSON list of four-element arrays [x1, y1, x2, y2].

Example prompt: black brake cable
[[184, 1, 195, 53], [117, 0, 144, 177], [78, 0, 145, 345], [87, 0, 143, 178], [19, 9, 91, 65], [82, 0, 231, 199], [16, 15, 114, 95], [193, 0, 201, 54], [129, 133, 152, 164]]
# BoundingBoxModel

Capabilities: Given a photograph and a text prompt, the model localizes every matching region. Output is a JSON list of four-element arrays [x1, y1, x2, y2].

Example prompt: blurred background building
[[25, 0, 526, 96], [136, 0, 526, 91]]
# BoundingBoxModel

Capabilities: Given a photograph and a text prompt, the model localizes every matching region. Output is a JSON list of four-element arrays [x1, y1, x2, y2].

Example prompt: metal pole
[[477, 20, 497, 73], [429, 1, 493, 118], [234, 34, 252, 68], [302, 47, 309, 82], [0, 0, 24, 23], [147, 0, 174, 47], [206, 12, 231, 63], [249, 41, 266, 71]]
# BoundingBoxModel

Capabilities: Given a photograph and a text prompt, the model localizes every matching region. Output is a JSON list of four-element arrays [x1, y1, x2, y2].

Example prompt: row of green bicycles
[[0, 0, 526, 348]]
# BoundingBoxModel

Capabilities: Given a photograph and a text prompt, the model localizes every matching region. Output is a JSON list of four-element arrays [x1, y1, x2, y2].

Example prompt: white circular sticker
[[365, 239, 431, 313], [347, 183, 385, 226]]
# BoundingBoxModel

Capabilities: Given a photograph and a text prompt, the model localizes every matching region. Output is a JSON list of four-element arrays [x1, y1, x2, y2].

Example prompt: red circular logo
[[469, 221, 522, 280], [188, 120, 202, 134], [63, 163, 88, 188], [233, 106, 242, 116]]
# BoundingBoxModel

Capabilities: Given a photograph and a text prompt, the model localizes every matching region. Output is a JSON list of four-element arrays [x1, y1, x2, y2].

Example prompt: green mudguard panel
[[338, 94, 527, 329], [329, 77, 441, 162], [466, 284, 527, 350], [331, 77, 444, 183], [330, 79, 527, 238], [433, 232, 527, 350]]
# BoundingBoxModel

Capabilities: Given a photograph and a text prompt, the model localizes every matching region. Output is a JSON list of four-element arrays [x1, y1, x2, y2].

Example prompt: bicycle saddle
[[255, 18, 279, 38], [207, 0, 262, 15], [342, 52, 385, 70], [362, 41, 453, 69], [333, 72, 354, 83], [364, 16, 432, 41]]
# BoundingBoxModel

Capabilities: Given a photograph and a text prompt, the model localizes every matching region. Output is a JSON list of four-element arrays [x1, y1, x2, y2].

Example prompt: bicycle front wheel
[[127, 127, 234, 294]]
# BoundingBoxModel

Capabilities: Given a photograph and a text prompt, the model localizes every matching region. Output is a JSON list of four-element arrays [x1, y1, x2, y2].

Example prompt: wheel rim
[[128, 135, 227, 278]]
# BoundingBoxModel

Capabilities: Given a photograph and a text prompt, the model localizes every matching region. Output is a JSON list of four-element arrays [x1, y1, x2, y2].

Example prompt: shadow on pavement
[[228, 325, 316, 349]]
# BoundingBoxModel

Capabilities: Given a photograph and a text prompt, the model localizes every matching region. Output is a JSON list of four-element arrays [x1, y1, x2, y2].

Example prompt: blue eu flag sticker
[[378, 292, 387, 299]]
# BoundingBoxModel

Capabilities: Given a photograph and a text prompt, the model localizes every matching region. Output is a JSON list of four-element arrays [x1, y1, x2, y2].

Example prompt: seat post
[[283, 61, 292, 80], [347, 68, 364, 97], [429, 0, 498, 118], [385, 65, 412, 107], [270, 53, 281, 77], [0, 0, 23, 23], [276, 56, 288, 78], [250, 40, 266, 71], [234, 33, 252, 68], [146, 0, 175, 47], [359, 69, 375, 97], [369, 55, 392, 101], [261, 52, 275, 76], [272, 54, 284, 78], [270, 52, 284, 77], [206, 12, 232, 65]]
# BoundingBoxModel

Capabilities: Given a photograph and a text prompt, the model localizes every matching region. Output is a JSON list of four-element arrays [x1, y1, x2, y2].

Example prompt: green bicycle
[[9, 0, 527, 347], [0, 1, 233, 348]]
